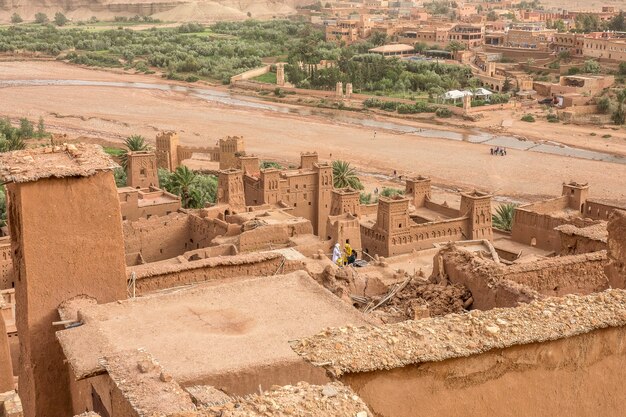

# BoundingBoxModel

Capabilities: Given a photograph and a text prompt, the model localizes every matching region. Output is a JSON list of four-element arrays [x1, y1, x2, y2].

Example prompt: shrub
[[435, 107, 453, 118], [34, 12, 48, 23], [11, 13, 23, 24], [521, 114, 536, 122], [54, 12, 68, 26], [547, 113, 559, 123], [185, 75, 199, 82], [597, 97, 611, 114]]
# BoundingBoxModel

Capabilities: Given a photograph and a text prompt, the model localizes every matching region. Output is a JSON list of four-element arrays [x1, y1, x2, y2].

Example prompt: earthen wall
[[341, 326, 626, 417], [0, 238, 13, 289], [123, 213, 193, 263], [8, 172, 127, 417], [128, 253, 297, 294], [584, 199, 624, 221]]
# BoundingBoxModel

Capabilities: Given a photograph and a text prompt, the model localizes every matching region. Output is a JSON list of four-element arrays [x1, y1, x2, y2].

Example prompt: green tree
[[188, 173, 218, 208], [11, 13, 23, 24], [0, 133, 26, 152], [608, 12, 625, 32], [582, 59, 600, 74], [113, 167, 127, 187], [169, 165, 198, 208], [620, 62, 626, 76], [34, 12, 48, 23], [54, 12, 68, 26], [36, 116, 47, 138], [557, 50, 571, 62], [370, 31, 388, 47], [446, 40, 466, 54], [486, 11, 498, 21], [553, 19, 566, 32], [380, 187, 404, 197], [492, 203, 516, 231], [119, 134, 149, 170], [612, 89, 626, 125], [260, 161, 282, 169], [19, 118, 34, 138], [597, 96, 611, 114], [332, 160, 363, 190], [502, 76, 512, 93]]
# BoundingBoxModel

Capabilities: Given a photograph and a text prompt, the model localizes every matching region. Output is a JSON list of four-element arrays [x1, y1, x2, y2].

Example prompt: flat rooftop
[[57, 272, 368, 388], [0, 144, 117, 184]]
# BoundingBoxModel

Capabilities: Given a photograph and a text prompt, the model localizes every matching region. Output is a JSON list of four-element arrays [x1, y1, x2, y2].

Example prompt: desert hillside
[[0, 0, 315, 22]]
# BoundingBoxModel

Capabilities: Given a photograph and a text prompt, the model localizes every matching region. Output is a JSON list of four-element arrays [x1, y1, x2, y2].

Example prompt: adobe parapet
[[459, 189, 492, 200], [291, 289, 626, 377], [0, 144, 118, 184]]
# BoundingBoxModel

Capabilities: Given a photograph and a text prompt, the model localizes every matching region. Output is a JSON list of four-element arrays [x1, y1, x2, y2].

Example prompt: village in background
[[0, 0, 626, 415]]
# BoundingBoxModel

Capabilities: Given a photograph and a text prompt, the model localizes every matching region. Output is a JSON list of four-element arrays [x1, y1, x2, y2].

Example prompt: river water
[[1, 79, 623, 165]]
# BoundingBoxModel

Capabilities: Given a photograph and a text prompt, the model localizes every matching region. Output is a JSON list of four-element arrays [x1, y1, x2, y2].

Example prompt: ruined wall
[[584, 199, 625, 221], [342, 326, 626, 417], [605, 210, 626, 289], [123, 213, 192, 263], [238, 222, 313, 253], [558, 229, 607, 255], [436, 248, 541, 309], [128, 253, 293, 294], [505, 252, 608, 296], [437, 247, 609, 309]]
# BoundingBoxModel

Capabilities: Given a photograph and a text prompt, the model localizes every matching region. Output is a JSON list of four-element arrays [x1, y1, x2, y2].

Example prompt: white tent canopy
[[442, 90, 472, 100], [474, 88, 493, 96]]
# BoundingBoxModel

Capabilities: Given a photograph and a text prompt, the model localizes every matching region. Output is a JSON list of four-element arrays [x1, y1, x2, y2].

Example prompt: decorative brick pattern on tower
[[315, 163, 333, 239], [460, 190, 493, 241], [219, 137, 245, 170], [0, 145, 127, 417], [562, 182, 589, 212], [155, 131, 179, 171], [126, 151, 159, 189], [218, 169, 245, 211], [330, 188, 361, 217]]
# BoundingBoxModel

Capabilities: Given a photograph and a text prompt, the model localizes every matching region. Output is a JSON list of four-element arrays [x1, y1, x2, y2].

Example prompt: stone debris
[[198, 382, 373, 417], [0, 143, 118, 184], [290, 289, 626, 377], [102, 349, 196, 416], [371, 281, 472, 322], [555, 222, 608, 243]]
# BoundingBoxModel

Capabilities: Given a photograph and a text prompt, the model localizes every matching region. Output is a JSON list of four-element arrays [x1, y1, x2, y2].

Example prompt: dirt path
[[1, 60, 625, 202]]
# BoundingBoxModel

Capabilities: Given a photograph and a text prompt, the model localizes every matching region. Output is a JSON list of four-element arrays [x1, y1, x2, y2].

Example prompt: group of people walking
[[490, 147, 507, 156], [332, 243, 357, 267]]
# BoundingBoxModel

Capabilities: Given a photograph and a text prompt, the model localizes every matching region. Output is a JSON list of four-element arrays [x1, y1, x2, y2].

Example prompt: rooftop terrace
[[57, 272, 368, 393]]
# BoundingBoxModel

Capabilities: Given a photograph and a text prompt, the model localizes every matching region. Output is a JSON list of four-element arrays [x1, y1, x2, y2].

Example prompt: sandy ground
[[1, 60, 626, 202]]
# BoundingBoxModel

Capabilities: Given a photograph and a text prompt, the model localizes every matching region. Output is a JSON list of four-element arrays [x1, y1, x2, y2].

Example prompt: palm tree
[[119, 134, 150, 170], [332, 160, 364, 190], [492, 203, 517, 232], [169, 166, 198, 208], [0, 133, 25, 152]]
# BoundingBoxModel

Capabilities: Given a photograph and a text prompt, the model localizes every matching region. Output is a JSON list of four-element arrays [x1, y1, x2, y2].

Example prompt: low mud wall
[[128, 253, 301, 294], [435, 247, 609, 309], [291, 290, 626, 417], [342, 326, 626, 417], [505, 251, 608, 296]]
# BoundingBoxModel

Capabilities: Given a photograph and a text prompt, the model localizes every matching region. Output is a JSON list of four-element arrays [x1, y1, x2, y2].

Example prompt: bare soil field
[[1, 60, 626, 202]]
